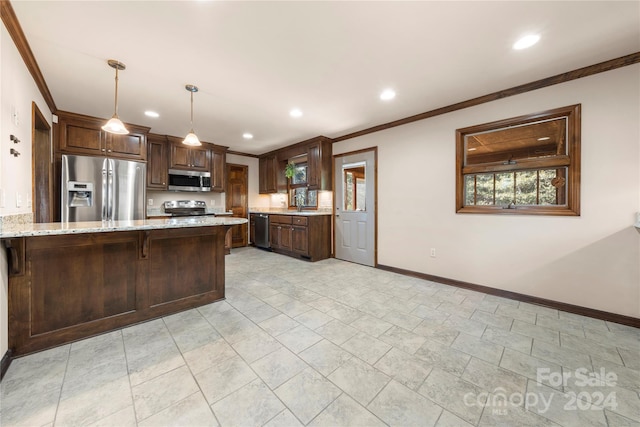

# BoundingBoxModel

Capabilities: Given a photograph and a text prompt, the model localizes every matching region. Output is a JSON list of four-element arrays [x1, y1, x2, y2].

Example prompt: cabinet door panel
[[30, 236, 137, 335], [108, 133, 146, 160], [269, 224, 280, 248], [147, 137, 168, 189], [191, 148, 210, 171], [292, 226, 309, 256], [307, 142, 321, 190], [63, 123, 104, 154], [211, 150, 226, 192], [148, 231, 224, 306], [280, 226, 293, 251], [170, 144, 191, 169]]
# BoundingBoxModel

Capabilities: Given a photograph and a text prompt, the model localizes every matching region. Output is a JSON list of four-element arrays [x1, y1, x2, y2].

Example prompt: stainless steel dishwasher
[[254, 214, 271, 249]]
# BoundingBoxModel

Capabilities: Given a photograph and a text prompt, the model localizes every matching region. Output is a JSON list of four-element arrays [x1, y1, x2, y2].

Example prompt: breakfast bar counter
[[2, 217, 247, 356]]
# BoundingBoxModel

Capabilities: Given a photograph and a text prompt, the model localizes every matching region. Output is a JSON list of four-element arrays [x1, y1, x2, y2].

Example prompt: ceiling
[[10, 1, 640, 155]]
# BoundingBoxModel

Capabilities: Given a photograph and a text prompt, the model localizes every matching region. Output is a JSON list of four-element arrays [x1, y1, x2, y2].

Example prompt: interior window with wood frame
[[288, 155, 318, 209], [456, 104, 581, 215]]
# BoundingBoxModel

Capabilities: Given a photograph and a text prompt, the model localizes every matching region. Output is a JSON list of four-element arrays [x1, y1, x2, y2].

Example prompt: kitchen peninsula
[[1, 216, 247, 356]]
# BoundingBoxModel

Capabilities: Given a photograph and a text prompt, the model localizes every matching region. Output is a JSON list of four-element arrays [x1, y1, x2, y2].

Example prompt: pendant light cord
[[113, 66, 119, 118], [190, 90, 194, 132]]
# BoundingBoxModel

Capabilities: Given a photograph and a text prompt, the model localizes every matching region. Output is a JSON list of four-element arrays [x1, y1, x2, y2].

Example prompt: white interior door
[[334, 150, 376, 266]]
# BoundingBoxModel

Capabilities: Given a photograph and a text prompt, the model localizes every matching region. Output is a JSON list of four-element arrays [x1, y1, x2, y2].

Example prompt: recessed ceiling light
[[144, 111, 159, 118], [380, 89, 396, 101], [537, 136, 551, 141], [243, 133, 253, 140], [289, 108, 303, 118], [513, 34, 540, 50]]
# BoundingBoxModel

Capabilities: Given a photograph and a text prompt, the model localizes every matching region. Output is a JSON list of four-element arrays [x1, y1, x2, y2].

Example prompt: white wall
[[334, 64, 640, 319], [0, 24, 53, 357]]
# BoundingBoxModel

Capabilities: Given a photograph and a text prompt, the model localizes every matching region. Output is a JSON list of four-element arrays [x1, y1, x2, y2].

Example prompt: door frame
[[225, 163, 249, 247], [32, 102, 52, 223], [332, 147, 378, 266]]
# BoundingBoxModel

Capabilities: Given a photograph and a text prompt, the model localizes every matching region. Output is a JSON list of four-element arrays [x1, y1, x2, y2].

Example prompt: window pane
[[495, 173, 514, 206], [539, 169, 560, 205], [356, 177, 366, 211], [343, 164, 365, 211], [515, 170, 538, 205], [475, 174, 494, 205], [292, 164, 307, 185], [464, 175, 475, 205]]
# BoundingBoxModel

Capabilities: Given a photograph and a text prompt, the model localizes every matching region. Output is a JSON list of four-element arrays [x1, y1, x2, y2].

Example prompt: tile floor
[[1, 247, 639, 426]]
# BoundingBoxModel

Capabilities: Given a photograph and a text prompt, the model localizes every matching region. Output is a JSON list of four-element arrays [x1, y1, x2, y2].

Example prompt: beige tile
[[183, 338, 237, 374], [452, 333, 504, 365], [415, 338, 471, 376], [251, 347, 308, 389], [212, 379, 285, 427], [231, 331, 282, 364], [276, 325, 323, 354], [413, 318, 460, 345], [512, 320, 560, 345], [299, 339, 353, 376], [264, 409, 304, 427], [461, 357, 528, 395], [88, 405, 137, 427], [314, 319, 359, 345], [499, 348, 564, 390], [328, 358, 390, 406], [482, 326, 532, 354], [531, 340, 592, 371], [309, 394, 385, 427], [195, 355, 257, 404], [295, 309, 334, 329], [275, 368, 342, 424], [340, 332, 392, 365], [368, 380, 442, 427], [350, 314, 394, 337], [382, 310, 423, 330], [374, 347, 432, 390], [132, 365, 199, 421], [436, 409, 475, 427], [259, 313, 300, 335], [418, 368, 486, 425], [138, 392, 217, 427]]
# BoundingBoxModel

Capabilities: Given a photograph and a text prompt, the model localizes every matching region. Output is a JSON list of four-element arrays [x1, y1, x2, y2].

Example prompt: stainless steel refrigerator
[[61, 154, 146, 222]]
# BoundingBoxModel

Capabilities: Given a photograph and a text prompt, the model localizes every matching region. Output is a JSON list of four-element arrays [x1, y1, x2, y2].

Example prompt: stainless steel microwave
[[168, 169, 211, 192]]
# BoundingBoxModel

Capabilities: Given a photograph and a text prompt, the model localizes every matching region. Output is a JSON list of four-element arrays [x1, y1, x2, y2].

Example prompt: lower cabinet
[[6, 226, 228, 356], [267, 214, 330, 261]]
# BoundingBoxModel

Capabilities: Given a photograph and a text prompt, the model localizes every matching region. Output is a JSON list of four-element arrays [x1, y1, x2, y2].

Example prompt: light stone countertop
[[0, 216, 247, 239], [249, 209, 332, 216]]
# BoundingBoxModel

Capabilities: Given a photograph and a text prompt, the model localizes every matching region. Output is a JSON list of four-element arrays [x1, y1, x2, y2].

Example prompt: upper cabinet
[[306, 138, 332, 191], [210, 148, 226, 192], [57, 111, 149, 161], [259, 136, 332, 194], [168, 136, 210, 172], [259, 154, 278, 194], [147, 133, 168, 190]]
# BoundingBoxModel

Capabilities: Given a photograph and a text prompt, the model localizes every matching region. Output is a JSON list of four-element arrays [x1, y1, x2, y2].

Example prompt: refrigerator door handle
[[107, 159, 114, 221], [102, 166, 108, 221]]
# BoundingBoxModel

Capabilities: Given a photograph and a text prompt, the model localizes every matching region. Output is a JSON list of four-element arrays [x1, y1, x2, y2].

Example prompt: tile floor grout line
[[50, 343, 72, 427]]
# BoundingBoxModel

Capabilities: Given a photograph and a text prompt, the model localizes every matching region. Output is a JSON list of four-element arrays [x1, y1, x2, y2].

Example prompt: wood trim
[[333, 52, 640, 143], [1, 0, 57, 113], [376, 264, 640, 328], [0, 349, 12, 381], [227, 150, 260, 158]]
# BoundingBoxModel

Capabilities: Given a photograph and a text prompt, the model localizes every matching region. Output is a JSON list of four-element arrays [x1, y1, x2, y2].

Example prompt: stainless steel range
[[163, 200, 213, 217]]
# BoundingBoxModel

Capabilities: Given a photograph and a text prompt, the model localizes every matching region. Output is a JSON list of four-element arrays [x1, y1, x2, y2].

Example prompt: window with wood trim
[[456, 104, 580, 215], [288, 155, 318, 208]]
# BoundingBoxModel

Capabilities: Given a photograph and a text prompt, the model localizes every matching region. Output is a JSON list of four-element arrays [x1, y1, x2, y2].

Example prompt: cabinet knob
[[107, 149, 112, 153], [162, 182, 166, 185], [102, 148, 106, 152]]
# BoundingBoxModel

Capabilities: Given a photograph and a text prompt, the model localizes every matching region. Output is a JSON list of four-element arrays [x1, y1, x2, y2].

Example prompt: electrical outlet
[[148, 199, 153, 206], [430, 248, 436, 258]]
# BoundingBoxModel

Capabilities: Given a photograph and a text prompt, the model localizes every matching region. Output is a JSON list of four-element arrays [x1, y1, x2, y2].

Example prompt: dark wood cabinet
[[265, 214, 330, 261], [211, 148, 226, 192], [147, 134, 168, 190], [6, 226, 228, 356], [259, 155, 278, 194], [57, 111, 149, 161], [306, 138, 332, 191], [169, 137, 210, 172]]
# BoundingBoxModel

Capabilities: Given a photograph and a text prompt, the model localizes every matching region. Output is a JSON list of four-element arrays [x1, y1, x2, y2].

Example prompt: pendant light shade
[[183, 84, 202, 146], [102, 59, 129, 135]]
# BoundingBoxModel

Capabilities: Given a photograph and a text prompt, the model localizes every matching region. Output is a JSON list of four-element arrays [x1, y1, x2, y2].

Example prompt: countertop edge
[[0, 217, 248, 239]]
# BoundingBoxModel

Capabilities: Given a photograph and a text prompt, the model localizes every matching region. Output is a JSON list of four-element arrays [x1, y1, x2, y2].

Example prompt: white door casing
[[334, 149, 376, 266]]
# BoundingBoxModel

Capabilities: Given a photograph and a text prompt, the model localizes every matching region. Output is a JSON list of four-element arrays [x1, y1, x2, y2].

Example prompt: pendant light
[[183, 84, 202, 146], [102, 59, 129, 135]]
